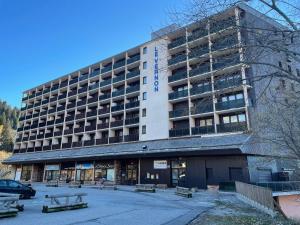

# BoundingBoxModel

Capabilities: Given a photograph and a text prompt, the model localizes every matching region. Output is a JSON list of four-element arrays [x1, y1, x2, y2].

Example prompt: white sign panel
[[154, 160, 167, 169]]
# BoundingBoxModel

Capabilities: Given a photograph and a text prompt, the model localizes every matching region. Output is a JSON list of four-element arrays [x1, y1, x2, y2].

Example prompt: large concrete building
[[5, 4, 299, 188]]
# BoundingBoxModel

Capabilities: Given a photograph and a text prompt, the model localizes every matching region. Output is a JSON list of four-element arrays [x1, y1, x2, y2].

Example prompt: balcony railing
[[47, 120, 55, 126], [168, 54, 186, 66], [89, 83, 99, 91], [113, 60, 125, 69], [169, 128, 190, 137], [111, 104, 124, 112], [124, 134, 139, 142], [168, 89, 188, 100], [98, 107, 110, 114], [52, 144, 61, 150], [215, 99, 245, 111], [58, 93, 67, 100], [37, 134, 45, 139], [109, 136, 123, 143], [45, 132, 53, 138], [86, 110, 97, 117], [60, 81, 68, 88], [62, 142, 72, 149], [101, 65, 112, 74], [35, 146, 43, 151], [74, 127, 84, 133], [77, 100, 87, 107], [99, 93, 111, 101], [75, 113, 86, 120], [100, 79, 111, 87], [64, 129, 73, 135], [96, 138, 109, 145], [127, 70, 140, 79], [55, 118, 64, 124], [188, 29, 207, 42], [213, 55, 240, 71], [188, 47, 209, 59], [29, 135, 36, 140], [48, 108, 56, 114], [192, 126, 215, 135], [72, 141, 83, 148], [190, 84, 212, 95], [112, 89, 125, 97], [38, 122, 46, 127], [54, 131, 63, 136], [51, 85, 59, 91], [69, 78, 78, 85], [113, 74, 125, 83], [85, 124, 96, 131], [57, 105, 65, 112], [40, 111, 47, 116], [87, 96, 98, 104], [211, 35, 238, 52], [191, 104, 214, 114], [90, 70, 100, 78], [43, 145, 52, 151], [110, 120, 123, 127], [97, 123, 109, 129], [189, 64, 210, 77], [168, 71, 187, 83], [79, 74, 89, 82], [78, 86, 88, 94], [84, 139, 95, 146], [217, 122, 247, 133], [168, 36, 186, 49], [169, 108, 189, 118], [65, 115, 75, 122], [214, 77, 243, 90], [126, 85, 140, 94], [125, 101, 139, 109], [210, 16, 236, 34], [68, 90, 77, 97], [127, 55, 140, 64], [125, 117, 139, 125]]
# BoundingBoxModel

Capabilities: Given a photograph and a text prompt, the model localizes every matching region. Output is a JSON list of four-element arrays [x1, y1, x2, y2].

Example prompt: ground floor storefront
[[13, 155, 250, 188]]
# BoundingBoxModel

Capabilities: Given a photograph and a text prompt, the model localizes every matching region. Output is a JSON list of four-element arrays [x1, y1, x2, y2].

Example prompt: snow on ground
[[2, 184, 219, 225]]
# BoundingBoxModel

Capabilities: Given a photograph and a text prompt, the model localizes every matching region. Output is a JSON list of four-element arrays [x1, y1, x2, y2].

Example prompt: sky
[[0, 0, 184, 108]]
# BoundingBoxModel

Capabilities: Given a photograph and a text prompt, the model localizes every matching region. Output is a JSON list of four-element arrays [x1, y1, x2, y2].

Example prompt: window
[[8, 180, 20, 188], [143, 47, 147, 54], [0, 180, 7, 187], [142, 125, 146, 134], [143, 76, 147, 84], [143, 61, 147, 69], [142, 108, 146, 117], [142, 92, 147, 100]]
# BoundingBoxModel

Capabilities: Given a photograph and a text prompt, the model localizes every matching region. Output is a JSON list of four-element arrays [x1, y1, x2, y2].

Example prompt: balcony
[[213, 55, 240, 71], [168, 36, 186, 49], [90, 70, 100, 78], [21, 106, 27, 111], [188, 29, 207, 42], [86, 110, 97, 117], [65, 115, 75, 122], [74, 127, 84, 133], [42, 99, 49, 105], [40, 111, 47, 116], [210, 16, 236, 34], [64, 129, 73, 135], [168, 89, 188, 100], [113, 60, 125, 69], [19, 116, 25, 121], [37, 134, 45, 139], [190, 84, 212, 95], [169, 108, 189, 118], [25, 115, 32, 120], [97, 123, 109, 129], [69, 78, 78, 85], [54, 131, 63, 136], [34, 102, 41, 107], [60, 81, 68, 88], [100, 79, 111, 87], [22, 96, 28, 101], [191, 104, 214, 114], [110, 120, 123, 127], [109, 136, 123, 143], [188, 47, 209, 59], [51, 85, 59, 92], [217, 122, 247, 133], [35, 146, 43, 151], [39, 122, 46, 127], [101, 65, 112, 74], [87, 96, 98, 104], [55, 118, 64, 124], [125, 101, 139, 109], [84, 139, 95, 146], [215, 99, 245, 111], [16, 137, 22, 142], [58, 93, 67, 100], [96, 138, 108, 145], [127, 70, 140, 79], [27, 105, 34, 109], [98, 107, 110, 114], [111, 104, 124, 112], [78, 86, 88, 94], [22, 137, 29, 141], [36, 92, 42, 97], [43, 145, 52, 151], [75, 113, 86, 120], [211, 35, 238, 52], [24, 125, 31, 130], [168, 54, 186, 66], [112, 89, 125, 97], [113, 74, 125, 83], [48, 108, 56, 114], [124, 134, 139, 142], [77, 100, 86, 107], [99, 93, 111, 101], [52, 144, 61, 150], [169, 128, 190, 137], [43, 89, 50, 94], [62, 142, 72, 149], [127, 55, 140, 64], [72, 141, 83, 148], [79, 74, 89, 82], [85, 124, 96, 131], [168, 71, 187, 83], [192, 126, 215, 135], [33, 112, 40, 118], [126, 85, 140, 94], [47, 120, 55, 126], [17, 127, 23, 132], [68, 90, 77, 97], [189, 64, 210, 77], [29, 135, 36, 140], [89, 83, 99, 91], [214, 77, 243, 90], [45, 132, 53, 138], [125, 117, 139, 125]]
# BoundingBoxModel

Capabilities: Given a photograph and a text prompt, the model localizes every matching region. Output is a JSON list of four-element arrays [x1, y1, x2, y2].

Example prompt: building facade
[[5, 4, 299, 188]]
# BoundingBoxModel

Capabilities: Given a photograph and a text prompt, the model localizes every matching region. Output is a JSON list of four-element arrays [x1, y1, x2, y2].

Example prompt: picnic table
[[0, 193, 23, 218]]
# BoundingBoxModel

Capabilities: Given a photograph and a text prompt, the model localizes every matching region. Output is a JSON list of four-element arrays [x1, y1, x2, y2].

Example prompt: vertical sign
[[154, 46, 159, 92]]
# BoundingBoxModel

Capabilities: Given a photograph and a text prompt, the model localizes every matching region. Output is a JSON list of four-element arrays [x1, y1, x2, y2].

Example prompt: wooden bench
[[46, 180, 59, 187], [42, 193, 88, 213], [0, 193, 23, 218], [68, 181, 81, 188], [135, 184, 156, 193], [100, 181, 117, 190], [156, 184, 168, 190], [175, 186, 192, 198]]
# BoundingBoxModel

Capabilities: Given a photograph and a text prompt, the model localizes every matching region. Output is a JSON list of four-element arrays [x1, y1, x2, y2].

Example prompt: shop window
[[21, 165, 32, 181], [94, 161, 115, 181]]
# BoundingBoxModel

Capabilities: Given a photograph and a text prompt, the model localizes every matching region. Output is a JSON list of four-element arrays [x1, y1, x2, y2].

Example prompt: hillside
[[0, 99, 20, 129]]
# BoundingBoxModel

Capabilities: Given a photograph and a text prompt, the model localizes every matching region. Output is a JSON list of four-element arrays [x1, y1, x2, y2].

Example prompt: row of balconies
[[22, 68, 140, 102], [169, 121, 247, 137], [168, 16, 237, 50]]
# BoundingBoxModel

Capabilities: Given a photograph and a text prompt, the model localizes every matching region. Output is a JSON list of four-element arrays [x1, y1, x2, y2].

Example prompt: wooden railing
[[235, 181, 274, 210]]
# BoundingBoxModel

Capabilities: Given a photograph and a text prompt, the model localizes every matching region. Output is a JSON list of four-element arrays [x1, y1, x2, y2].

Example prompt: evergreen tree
[[0, 122, 14, 152]]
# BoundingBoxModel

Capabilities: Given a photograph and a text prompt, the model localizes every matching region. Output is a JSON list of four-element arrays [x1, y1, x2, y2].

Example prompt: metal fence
[[254, 181, 300, 192], [235, 181, 274, 210]]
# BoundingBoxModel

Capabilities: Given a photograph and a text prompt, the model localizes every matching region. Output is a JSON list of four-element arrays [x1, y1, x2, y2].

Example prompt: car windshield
[[8, 180, 21, 188], [0, 180, 7, 187]]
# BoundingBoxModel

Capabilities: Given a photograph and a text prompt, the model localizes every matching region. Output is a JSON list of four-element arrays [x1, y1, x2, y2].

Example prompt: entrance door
[[126, 163, 137, 185]]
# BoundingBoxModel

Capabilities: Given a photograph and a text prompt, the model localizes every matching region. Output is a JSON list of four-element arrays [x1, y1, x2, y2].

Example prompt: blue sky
[[0, 0, 183, 108]]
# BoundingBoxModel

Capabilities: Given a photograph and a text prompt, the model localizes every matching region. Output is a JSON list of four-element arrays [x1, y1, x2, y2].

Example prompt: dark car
[[0, 179, 36, 199]]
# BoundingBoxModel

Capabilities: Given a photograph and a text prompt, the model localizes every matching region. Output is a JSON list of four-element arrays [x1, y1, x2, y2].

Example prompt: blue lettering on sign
[[154, 47, 159, 92]]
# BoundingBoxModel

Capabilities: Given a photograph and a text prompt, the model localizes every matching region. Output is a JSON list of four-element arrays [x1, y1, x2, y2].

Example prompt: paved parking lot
[[3, 184, 219, 225]]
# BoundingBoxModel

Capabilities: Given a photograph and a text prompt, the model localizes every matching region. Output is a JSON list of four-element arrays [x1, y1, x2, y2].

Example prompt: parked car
[[0, 179, 36, 199]]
